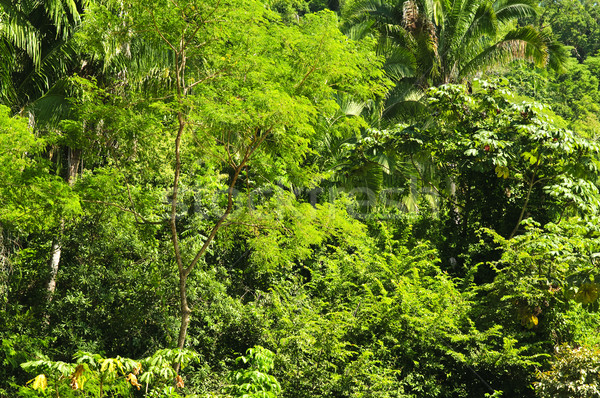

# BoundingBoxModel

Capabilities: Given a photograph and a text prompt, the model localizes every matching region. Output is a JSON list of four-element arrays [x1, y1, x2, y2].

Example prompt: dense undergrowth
[[3, 0, 600, 396]]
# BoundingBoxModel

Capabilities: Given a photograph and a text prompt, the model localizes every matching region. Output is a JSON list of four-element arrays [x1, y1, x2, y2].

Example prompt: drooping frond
[[544, 38, 569, 73], [445, 0, 487, 57], [413, 28, 440, 84], [344, 19, 375, 41], [16, 36, 77, 107], [493, 0, 536, 22], [42, 0, 81, 39], [343, 0, 399, 28], [27, 80, 73, 127], [0, 1, 41, 65], [102, 37, 175, 96], [0, 40, 16, 104], [439, 0, 468, 56], [383, 21, 416, 48], [444, 1, 498, 80], [378, 38, 417, 80], [508, 25, 549, 65], [458, 25, 548, 80], [467, 2, 498, 39]]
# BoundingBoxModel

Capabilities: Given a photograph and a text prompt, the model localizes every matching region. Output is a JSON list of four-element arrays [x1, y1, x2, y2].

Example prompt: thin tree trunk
[[171, 110, 190, 354], [172, 127, 268, 367], [67, 147, 81, 185], [46, 222, 64, 298], [177, 275, 191, 350], [0, 227, 10, 311], [46, 147, 80, 301]]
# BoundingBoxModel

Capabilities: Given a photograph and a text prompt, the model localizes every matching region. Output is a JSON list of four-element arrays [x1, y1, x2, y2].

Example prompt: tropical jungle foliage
[[3, 0, 600, 397]]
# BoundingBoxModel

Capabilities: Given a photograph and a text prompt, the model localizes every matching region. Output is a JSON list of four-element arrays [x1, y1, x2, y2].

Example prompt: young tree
[[74, 0, 386, 359]]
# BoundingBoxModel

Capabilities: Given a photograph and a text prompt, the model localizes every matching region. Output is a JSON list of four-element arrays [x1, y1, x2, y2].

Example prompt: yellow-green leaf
[[575, 283, 599, 304], [495, 165, 509, 179], [28, 374, 47, 391]]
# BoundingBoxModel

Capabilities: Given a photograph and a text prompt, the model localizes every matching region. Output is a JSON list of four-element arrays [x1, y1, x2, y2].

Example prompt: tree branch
[[148, 8, 177, 53], [185, 128, 271, 276], [82, 199, 163, 225], [509, 158, 541, 239]]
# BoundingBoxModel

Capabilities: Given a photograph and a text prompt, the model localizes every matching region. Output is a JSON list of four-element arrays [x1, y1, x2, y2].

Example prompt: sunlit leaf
[[28, 374, 47, 391]]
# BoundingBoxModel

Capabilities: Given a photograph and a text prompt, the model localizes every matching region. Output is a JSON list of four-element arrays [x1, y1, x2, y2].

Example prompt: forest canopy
[[2, 0, 600, 397]]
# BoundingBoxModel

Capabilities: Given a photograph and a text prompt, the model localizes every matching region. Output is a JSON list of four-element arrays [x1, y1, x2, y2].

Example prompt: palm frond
[[383, 81, 427, 122], [0, 0, 41, 65], [422, 0, 445, 25], [467, 2, 497, 39], [378, 39, 417, 80], [332, 92, 368, 118], [545, 39, 569, 73], [15, 36, 77, 107], [347, 162, 384, 208], [27, 79, 73, 127], [447, 1, 498, 78], [0, 40, 16, 104], [414, 30, 440, 83], [493, 0, 536, 22], [43, 0, 81, 39], [344, 19, 375, 40], [383, 22, 416, 48], [448, 0, 487, 54], [343, 0, 398, 27], [439, 0, 468, 55], [511, 25, 549, 64], [110, 38, 175, 95], [458, 25, 548, 79]]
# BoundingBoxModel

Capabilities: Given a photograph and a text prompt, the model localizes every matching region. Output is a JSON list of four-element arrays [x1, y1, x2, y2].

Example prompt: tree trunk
[[67, 147, 81, 185], [0, 227, 10, 311], [46, 147, 81, 301], [46, 225, 63, 298], [177, 274, 191, 350]]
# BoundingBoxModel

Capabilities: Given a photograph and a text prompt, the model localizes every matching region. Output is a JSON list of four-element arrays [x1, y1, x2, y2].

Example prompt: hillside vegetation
[[2, 0, 600, 396]]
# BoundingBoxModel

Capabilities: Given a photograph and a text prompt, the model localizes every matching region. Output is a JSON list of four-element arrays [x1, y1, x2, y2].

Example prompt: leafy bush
[[536, 345, 600, 397], [226, 346, 281, 398], [19, 348, 198, 398]]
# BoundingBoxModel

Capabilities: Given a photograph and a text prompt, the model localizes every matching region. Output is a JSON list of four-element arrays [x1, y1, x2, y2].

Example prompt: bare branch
[[186, 67, 226, 90]]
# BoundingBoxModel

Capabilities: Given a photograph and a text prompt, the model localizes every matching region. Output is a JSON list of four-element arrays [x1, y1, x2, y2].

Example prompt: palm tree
[[344, 0, 566, 89], [0, 0, 82, 109], [338, 0, 567, 217]]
